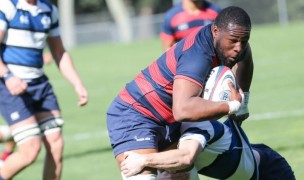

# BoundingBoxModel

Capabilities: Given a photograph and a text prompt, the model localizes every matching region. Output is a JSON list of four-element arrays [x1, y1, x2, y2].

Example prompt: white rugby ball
[[203, 66, 237, 101]]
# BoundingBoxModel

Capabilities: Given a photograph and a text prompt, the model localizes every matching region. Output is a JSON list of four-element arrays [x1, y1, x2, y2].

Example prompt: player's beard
[[215, 41, 233, 68], [215, 41, 230, 67]]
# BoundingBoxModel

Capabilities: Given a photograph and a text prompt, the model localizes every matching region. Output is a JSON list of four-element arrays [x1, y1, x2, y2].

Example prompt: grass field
[[3, 22, 304, 179]]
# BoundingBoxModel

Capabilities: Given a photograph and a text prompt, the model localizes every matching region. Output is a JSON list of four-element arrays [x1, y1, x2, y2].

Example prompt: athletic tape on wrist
[[243, 92, 250, 105], [235, 92, 250, 116], [227, 100, 241, 114]]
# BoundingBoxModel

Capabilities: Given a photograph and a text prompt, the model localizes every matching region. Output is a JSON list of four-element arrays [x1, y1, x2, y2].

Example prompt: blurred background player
[[160, 0, 221, 50], [0, 125, 14, 162], [0, 51, 53, 165], [0, 0, 88, 179]]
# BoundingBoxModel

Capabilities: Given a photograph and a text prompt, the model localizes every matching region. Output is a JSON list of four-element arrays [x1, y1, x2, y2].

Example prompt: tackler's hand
[[121, 151, 146, 177]]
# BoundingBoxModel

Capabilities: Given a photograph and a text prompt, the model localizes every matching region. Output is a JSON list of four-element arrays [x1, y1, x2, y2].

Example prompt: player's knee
[[121, 172, 156, 180], [39, 116, 64, 159], [12, 123, 42, 164], [19, 138, 42, 165], [25, 141, 41, 165], [45, 136, 64, 159]]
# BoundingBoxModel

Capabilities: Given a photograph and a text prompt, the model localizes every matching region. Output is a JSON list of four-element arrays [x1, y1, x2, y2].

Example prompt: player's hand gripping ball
[[203, 66, 237, 101]]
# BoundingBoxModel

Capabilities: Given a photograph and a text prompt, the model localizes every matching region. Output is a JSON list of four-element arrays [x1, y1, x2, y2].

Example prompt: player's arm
[[162, 38, 176, 51], [0, 30, 10, 77], [121, 140, 202, 177], [160, 32, 176, 51], [47, 36, 88, 106], [234, 44, 253, 92], [172, 78, 241, 122], [160, 13, 176, 51], [232, 44, 254, 122], [0, 29, 27, 95]]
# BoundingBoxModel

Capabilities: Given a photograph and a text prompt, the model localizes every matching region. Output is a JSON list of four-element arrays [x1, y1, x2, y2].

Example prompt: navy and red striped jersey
[[119, 24, 220, 124], [160, 1, 221, 44]]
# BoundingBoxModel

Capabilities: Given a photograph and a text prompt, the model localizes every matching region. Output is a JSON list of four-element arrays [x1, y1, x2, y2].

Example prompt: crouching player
[[121, 118, 295, 179]]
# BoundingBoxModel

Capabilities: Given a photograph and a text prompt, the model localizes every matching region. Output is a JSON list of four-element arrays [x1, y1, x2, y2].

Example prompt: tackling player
[[122, 119, 295, 180]]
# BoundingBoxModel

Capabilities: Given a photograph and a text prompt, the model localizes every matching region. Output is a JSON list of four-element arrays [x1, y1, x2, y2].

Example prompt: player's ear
[[211, 24, 219, 38]]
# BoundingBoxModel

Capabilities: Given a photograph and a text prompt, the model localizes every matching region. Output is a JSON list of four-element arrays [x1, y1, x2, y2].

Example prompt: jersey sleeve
[[179, 121, 212, 149], [48, 5, 60, 37], [0, 11, 7, 31], [0, 1, 16, 31], [179, 133, 207, 149]]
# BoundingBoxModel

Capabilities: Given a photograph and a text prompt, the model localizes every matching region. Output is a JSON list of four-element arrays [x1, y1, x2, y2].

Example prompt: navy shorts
[[0, 76, 60, 125], [252, 144, 295, 180], [106, 97, 181, 157]]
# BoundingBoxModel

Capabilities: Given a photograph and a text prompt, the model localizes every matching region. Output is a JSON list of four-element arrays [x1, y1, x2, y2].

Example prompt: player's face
[[213, 24, 250, 67]]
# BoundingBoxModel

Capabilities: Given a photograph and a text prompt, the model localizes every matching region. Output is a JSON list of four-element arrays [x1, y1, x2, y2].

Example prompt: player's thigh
[[33, 82, 63, 141], [35, 110, 61, 121], [107, 99, 169, 161], [0, 83, 35, 126], [0, 87, 42, 146], [31, 79, 61, 114]]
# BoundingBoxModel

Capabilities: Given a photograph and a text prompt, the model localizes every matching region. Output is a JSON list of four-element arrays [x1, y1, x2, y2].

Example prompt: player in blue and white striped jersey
[[0, 0, 88, 179], [121, 118, 295, 180], [178, 118, 258, 179]]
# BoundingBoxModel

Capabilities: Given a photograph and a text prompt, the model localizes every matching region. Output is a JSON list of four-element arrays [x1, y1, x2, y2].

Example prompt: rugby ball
[[203, 66, 237, 101]]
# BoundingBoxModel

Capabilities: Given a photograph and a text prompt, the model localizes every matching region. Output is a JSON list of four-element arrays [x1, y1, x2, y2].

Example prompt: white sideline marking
[[65, 109, 304, 142]]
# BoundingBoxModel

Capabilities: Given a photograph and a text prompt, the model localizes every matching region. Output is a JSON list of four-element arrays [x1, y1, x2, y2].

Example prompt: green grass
[[4, 22, 304, 179]]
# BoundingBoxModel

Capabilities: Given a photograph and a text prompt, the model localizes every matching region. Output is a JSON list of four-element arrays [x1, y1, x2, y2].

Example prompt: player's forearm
[[58, 52, 84, 87], [172, 79, 235, 122], [234, 45, 254, 92], [144, 149, 193, 171], [0, 59, 10, 77], [173, 97, 229, 122]]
